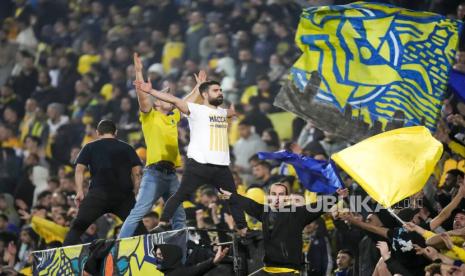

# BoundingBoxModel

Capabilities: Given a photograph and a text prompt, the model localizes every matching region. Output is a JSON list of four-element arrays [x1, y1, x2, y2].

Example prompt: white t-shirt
[[187, 102, 230, 165]]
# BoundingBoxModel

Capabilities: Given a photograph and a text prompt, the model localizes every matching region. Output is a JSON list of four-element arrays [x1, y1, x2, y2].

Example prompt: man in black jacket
[[220, 182, 346, 275]]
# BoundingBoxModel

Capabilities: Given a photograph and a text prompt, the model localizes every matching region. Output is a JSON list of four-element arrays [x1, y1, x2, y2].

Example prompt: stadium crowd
[[0, 0, 465, 275]]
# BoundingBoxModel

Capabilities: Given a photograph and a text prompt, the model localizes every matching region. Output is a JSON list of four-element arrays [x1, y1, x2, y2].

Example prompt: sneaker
[[149, 223, 172, 234]]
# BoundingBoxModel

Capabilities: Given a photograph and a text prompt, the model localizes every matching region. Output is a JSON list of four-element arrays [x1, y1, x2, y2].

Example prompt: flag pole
[[387, 207, 406, 225]]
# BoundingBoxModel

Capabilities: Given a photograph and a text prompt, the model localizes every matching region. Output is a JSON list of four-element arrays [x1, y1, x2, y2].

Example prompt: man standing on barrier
[[119, 54, 204, 238], [134, 77, 248, 236], [64, 120, 145, 245]]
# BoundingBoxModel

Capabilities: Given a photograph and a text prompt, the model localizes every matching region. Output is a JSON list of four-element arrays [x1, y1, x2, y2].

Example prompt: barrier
[[32, 229, 188, 275]]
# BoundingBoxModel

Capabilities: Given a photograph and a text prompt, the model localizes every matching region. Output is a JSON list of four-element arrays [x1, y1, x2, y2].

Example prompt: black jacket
[[157, 244, 216, 276], [230, 194, 322, 270]]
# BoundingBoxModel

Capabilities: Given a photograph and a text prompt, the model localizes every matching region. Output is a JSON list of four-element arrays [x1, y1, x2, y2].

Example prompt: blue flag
[[450, 69, 465, 102], [258, 151, 343, 194]]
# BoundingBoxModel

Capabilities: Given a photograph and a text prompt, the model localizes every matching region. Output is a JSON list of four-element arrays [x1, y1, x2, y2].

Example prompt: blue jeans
[[118, 167, 186, 238]]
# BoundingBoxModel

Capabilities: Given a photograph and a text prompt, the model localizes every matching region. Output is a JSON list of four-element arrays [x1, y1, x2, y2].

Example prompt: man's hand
[[403, 222, 420, 233], [227, 103, 236, 118], [237, 227, 247, 237], [194, 70, 207, 85], [336, 188, 349, 198], [424, 246, 440, 260], [219, 188, 232, 200], [75, 191, 85, 208], [213, 246, 230, 264], [18, 209, 31, 221], [413, 244, 425, 255], [376, 241, 391, 261], [440, 233, 454, 250], [134, 79, 153, 94], [134, 53, 143, 73]]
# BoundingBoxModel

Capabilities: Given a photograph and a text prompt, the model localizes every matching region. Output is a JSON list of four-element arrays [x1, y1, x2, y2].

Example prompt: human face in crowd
[[189, 11, 203, 26], [46, 105, 59, 120], [200, 194, 217, 208], [238, 124, 251, 139], [205, 84, 223, 107], [453, 213, 465, 230], [458, 4, 465, 20], [239, 50, 252, 63], [53, 213, 66, 227], [252, 164, 269, 180], [142, 216, 159, 231], [20, 230, 32, 244], [268, 184, 288, 209], [156, 248, 164, 260], [336, 252, 352, 270], [120, 97, 132, 113]]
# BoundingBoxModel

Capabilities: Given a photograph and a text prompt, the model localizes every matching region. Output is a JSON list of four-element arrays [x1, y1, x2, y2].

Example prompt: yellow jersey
[[140, 108, 182, 167]]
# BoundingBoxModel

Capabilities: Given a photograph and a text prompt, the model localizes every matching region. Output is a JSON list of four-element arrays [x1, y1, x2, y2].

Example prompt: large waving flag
[[331, 126, 443, 207], [275, 2, 462, 143], [258, 151, 343, 194]]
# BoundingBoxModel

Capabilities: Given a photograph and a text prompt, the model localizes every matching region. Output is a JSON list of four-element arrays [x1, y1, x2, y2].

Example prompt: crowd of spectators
[[0, 0, 465, 275]]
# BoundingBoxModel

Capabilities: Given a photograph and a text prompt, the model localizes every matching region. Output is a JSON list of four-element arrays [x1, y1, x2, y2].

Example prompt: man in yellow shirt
[[118, 54, 203, 238]]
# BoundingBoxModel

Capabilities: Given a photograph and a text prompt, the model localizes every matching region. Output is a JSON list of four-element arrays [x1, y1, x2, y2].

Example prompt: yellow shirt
[[162, 41, 185, 73], [140, 109, 181, 167]]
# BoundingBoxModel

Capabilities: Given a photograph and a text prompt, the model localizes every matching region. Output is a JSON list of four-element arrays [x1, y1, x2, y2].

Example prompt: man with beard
[[134, 79, 247, 236]]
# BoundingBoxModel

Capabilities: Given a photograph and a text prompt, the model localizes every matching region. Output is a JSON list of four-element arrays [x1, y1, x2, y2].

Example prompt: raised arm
[[430, 183, 465, 230], [134, 79, 190, 114], [183, 70, 206, 103], [341, 212, 389, 238], [220, 188, 264, 221], [133, 53, 152, 113]]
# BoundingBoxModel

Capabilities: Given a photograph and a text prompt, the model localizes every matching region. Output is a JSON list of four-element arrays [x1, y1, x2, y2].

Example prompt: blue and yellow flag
[[287, 2, 462, 141]]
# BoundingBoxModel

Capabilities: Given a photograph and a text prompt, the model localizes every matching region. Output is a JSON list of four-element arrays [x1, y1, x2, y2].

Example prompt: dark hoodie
[[230, 194, 323, 270], [157, 244, 216, 276]]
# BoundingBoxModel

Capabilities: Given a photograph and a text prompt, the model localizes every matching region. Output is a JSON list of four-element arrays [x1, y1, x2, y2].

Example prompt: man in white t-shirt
[[134, 79, 247, 235]]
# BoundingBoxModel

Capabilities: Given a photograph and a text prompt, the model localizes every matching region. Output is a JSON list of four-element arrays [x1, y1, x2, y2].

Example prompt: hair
[[198, 80, 221, 98], [97, 120, 117, 135], [239, 119, 252, 127], [143, 211, 159, 219], [200, 188, 217, 198], [447, 169, 464, 178], [248, 153, 260, 163], [38, 191, 52, 200], [256, 74, 269, 82], [254, 160, 272, 171], [24, 135, 42, 146], [337, 249, 354, 258]]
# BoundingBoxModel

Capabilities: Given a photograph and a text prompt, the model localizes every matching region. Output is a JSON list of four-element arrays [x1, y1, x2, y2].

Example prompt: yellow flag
[[331, 126, 442, 207]]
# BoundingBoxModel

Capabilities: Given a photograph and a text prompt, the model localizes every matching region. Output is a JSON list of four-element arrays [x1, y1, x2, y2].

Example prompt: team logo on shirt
[[209, 114, 228, 152]]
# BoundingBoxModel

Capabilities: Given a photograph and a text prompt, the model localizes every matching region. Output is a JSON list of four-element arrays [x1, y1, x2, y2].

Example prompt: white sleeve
[[187, 102, 201, 119]]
